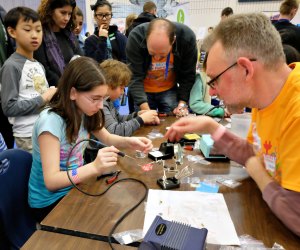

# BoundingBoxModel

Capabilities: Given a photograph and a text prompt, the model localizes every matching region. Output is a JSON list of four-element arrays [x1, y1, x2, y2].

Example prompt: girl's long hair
[[49, 57, 106, 143]]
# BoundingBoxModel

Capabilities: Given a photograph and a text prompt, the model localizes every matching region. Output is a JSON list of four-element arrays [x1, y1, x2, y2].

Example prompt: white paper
[[143, 189, 240, 246]]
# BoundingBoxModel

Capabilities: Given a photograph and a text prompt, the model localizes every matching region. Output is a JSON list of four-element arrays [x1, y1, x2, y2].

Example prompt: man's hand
[[138, 110, 160, 125], [140, 102, 150, 111], [165, 116, 219, 142], [173, 102, 189, 117], [245, 156, 273, 192]]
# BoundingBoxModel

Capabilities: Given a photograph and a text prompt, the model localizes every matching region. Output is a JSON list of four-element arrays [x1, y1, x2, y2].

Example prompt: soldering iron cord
[[66, 139, 148, 250]]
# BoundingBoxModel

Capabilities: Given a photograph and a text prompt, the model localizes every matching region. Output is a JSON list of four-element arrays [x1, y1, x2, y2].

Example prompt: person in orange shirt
[[126, 18, 197, 116], [166, 13, 300, 237]]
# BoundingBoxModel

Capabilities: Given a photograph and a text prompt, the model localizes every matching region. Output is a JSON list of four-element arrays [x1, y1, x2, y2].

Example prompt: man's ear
[[6, 27, 16, 39], [237, 57, 254, 80]]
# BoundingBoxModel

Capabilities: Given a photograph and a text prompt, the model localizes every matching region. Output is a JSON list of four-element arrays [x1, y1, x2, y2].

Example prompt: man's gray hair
[[203, 13, 285, 69]]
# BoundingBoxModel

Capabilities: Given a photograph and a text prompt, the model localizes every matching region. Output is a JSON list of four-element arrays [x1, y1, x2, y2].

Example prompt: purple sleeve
[[263, 181, 300, 236], [215, 128, 300, 236], [213, 129, 255, 165]]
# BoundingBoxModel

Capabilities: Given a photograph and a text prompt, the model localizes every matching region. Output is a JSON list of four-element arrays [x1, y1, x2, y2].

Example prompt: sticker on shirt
[[263, 154, 276, 176]]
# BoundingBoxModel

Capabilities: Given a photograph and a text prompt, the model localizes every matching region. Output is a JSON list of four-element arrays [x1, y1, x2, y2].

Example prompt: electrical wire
[[201, 105, 226, 125], [66, 138, 148, 249], [202, 104, 225, 116], [107, 178, 148, 249]]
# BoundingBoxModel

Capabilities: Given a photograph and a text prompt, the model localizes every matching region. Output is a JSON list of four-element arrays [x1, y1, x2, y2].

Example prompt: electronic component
[[139, 215, 208, 250], [157, 177, 180, 190], [173, 143, 183, 165], [183, 133, 200, 141], [199, 134, 229, 161], [148, 142, 174, 161], [154, 143, 185, 190]]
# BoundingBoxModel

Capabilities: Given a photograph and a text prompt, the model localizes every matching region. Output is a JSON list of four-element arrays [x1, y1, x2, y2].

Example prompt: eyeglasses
[[207, 58, 257, 89], [95, 13, 112, 20], [83, 95, 108, 105]]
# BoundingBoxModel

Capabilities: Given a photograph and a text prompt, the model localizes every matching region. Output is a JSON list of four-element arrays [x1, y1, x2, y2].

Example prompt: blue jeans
[[146, 88, 178, 113]]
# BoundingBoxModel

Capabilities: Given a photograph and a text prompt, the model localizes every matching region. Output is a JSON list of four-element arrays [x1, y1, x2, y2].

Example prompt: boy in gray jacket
[[101, 59, 159, 136]]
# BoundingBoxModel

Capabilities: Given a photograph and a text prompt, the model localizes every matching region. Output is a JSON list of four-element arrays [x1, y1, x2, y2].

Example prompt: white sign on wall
[[167, 3, 190, 26]]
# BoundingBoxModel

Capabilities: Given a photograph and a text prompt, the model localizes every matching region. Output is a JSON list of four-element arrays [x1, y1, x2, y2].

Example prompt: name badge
[[263, 154, 276, 175]]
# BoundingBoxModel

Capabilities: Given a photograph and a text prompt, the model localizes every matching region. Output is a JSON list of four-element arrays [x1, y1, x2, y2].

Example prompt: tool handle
[[106, 175, 118, 184], [117, 151, 125, 157], [105, 171, 121, 184]]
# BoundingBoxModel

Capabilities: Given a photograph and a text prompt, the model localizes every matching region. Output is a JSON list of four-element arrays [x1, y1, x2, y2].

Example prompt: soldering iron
[[90, 139, 135, 160]]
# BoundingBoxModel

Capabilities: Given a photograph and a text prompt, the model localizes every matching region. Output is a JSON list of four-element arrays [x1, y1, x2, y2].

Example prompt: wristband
[[211, 125, 226, 142], [71, 168, 80, 184]]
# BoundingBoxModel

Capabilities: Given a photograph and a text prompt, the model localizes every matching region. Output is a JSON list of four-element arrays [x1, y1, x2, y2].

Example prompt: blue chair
[[0, 149, 36, 249]]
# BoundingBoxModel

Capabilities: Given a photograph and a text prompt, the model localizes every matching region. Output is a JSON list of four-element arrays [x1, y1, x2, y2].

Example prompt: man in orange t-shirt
[[166, 13, 300, 237], [126, 18, 197, 116]]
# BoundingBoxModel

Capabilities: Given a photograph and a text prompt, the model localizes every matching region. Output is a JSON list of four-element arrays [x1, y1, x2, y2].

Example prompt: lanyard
[[164, 53, 171, 80]]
